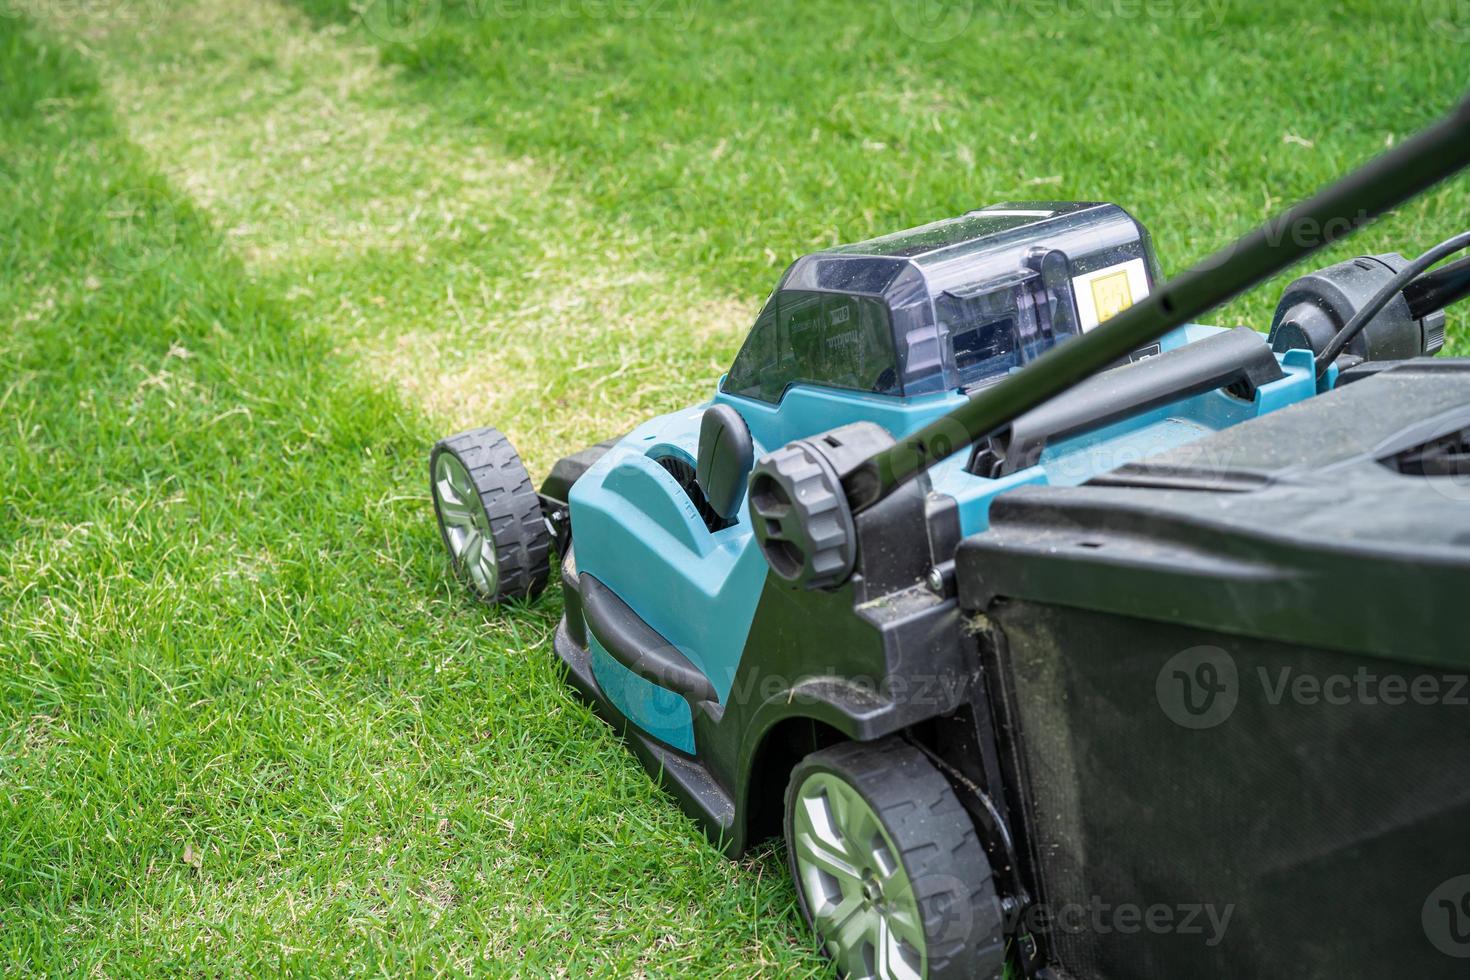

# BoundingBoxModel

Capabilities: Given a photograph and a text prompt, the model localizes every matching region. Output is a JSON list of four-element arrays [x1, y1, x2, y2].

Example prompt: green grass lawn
[[2, 0, 1467, 973]]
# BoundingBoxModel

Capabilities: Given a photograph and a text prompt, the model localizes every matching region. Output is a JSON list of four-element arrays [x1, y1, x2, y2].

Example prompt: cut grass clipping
[[3, 0, 1469, 974]]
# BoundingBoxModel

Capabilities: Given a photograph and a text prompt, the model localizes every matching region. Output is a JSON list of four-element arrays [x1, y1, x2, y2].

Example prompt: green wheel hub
[[432, 450, 500, 598], [791, 772, 927, 980]]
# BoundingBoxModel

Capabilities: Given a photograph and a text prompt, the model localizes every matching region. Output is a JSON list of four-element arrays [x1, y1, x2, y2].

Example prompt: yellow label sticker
[[1090, 269, 1135, 324]]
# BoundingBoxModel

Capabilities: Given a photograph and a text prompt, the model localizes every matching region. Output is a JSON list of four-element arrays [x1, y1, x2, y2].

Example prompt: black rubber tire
[[784, 737, 1007, 980], [430, 427, 551, 604]]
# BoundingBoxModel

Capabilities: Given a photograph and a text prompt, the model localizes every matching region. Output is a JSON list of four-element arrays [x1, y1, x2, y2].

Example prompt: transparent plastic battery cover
[[724, 202, 1159, 402]]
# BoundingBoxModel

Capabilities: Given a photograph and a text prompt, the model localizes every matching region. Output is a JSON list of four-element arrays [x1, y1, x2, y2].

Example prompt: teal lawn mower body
[[430, 99, 1470, 979], [568, 201, 1331, 755]]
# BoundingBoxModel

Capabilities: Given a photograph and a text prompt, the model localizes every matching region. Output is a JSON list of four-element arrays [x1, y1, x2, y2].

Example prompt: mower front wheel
[[430, 427, 551, 604], [785, 738, 1006, 980]]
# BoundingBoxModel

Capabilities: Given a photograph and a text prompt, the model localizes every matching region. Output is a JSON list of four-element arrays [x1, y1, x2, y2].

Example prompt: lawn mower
[[429, 97, 1470, 979]]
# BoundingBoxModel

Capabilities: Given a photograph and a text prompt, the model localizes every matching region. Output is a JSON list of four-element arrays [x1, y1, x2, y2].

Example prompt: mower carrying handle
[[842, 94, 1470, 513], [988, 326, 1285, 475]]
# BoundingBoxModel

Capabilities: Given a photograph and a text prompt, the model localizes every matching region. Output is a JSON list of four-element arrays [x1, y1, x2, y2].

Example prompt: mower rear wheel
[[430, 427, 551, 604], [785, 738, 1006, 980]]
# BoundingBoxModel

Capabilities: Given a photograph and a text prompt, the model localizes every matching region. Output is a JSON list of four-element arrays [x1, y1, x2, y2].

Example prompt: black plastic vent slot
[[655, 455, 734, 532], [1380, 426, 1470, 477]]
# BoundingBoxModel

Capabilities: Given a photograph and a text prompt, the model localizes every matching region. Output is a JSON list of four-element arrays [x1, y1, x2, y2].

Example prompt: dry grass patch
[[25, 0, 755, 464]]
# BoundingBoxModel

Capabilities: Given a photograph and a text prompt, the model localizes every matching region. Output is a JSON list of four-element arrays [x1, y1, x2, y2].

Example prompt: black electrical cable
[[1314, 230, 1470, 376]]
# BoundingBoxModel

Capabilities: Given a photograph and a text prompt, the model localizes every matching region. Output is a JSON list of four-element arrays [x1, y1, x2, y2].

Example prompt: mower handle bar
[[841, 93, 1470, 514], [1405, 254, 1470, 321]]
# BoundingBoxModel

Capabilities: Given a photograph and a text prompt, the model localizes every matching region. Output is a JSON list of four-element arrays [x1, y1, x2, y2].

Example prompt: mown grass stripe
[[0, 11, 818, 975]]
